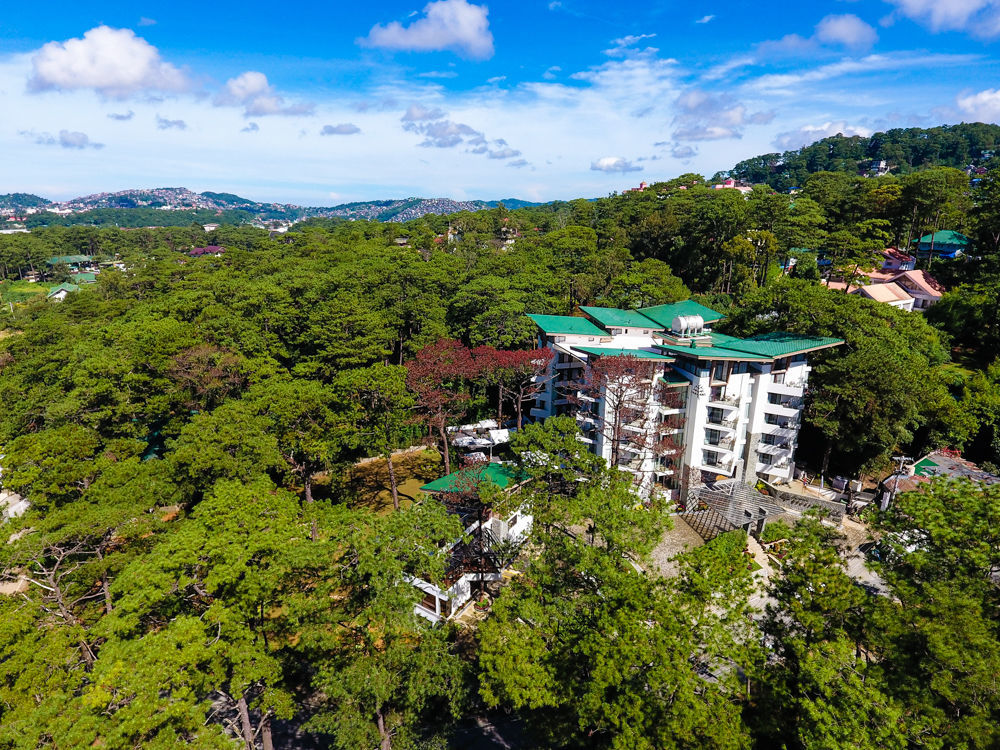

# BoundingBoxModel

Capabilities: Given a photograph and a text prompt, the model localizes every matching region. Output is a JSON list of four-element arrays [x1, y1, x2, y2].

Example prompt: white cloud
[[419, 70, 459, 78], [25, 129, 104, 149], [242, 122, 260, 133], [487, 146, 521, 159], [138, 17, 156, 27], [883, 0, 1000, 37], [28, 26, 189, 99], [215, 71, 314, 117], [543, 66, 561, 80], [107, 110, 134, 121], [671, 89, 773, 141], [591, 156, 641, 173], [361, 0, 494, 60], [604, 34, 658, 57], [759, 14, 878, 56], [957, 88, 1000, 121], [750, 52, 979, 94], [671, 144, 697, 159], [695, 15, 715, 24], [321, 123, 362, 135], [156, 115, 187, 130], [815, 14, 879, 50], [401, 103, 446, 121], [773, 120, 872, 150]]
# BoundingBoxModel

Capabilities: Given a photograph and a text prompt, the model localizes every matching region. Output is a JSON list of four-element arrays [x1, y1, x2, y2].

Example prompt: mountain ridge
[[0, 187, 543, 223]]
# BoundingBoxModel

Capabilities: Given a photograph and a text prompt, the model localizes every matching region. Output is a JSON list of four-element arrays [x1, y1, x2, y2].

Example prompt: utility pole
[[883, 454, 912, 511]]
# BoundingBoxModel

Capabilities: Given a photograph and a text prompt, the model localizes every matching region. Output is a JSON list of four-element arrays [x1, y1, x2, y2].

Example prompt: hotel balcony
[[756, 459, 791, 476], [703, 435, 736, 453], [764, 402, 801, 419], [756, 440, 793, 454], [768, 379, 806, 397], [706, 413, 738, 431]]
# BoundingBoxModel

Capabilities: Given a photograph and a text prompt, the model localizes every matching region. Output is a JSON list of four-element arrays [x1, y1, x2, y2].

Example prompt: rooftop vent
[[671, 314, 704, 338]]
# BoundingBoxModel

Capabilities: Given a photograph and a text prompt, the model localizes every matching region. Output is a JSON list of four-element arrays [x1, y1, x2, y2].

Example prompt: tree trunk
[[376, 710, 392, 750], [236, 695, 256, 750], [516, 393, 523, 430], [304, 475, 318, 541], [821, 440, 833, 483], [386, 452, 400, 511], [439, 424, 451, 475], [261, 714, 274, 750]]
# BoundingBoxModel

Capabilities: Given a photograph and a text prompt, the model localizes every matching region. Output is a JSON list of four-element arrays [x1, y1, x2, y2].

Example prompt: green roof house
[[916, 230, 969, 259]]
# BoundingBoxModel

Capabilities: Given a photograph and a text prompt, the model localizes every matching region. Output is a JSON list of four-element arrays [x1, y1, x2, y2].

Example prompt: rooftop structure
[[915, 230, 969, 259], [528, 303, 843, 498], [413, 462, 531, 624], [855, 282, 914, 311]]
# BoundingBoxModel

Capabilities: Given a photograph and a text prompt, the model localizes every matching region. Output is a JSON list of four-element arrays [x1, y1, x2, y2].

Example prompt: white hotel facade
[[527, 302, 842, 498]]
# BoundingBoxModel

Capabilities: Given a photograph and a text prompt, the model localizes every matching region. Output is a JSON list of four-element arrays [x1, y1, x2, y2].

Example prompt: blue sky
[[2, 0, 999, 205]]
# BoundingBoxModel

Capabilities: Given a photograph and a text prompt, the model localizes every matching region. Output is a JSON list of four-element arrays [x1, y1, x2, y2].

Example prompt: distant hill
[[718, 122, 1000, 191], [0, 193, 49, 210], [17, 187, 544, 226]]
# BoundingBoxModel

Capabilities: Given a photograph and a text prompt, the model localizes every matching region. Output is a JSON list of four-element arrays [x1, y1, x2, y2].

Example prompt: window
[[758, 453, 773, 466], [712, 361, 728, 381], [765, 413, 783, 426], [419, 590, 438, 613], [732, 362, 748, 375], [706, 428, 721, 445], [707, 407, 725, 424], [703, 450, 720, 466]]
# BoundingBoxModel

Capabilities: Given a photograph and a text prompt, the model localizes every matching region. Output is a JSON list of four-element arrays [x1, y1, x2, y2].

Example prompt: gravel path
[[648, 516, 705, 577]]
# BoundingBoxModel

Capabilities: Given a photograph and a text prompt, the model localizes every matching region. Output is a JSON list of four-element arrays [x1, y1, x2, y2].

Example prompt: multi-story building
[[528, 301, 842, 498]]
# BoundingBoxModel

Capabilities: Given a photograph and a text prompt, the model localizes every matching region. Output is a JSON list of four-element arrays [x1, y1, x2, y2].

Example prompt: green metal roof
[[420, 463, 526, 493], [725, 332, 844, 358], [46, 282, 80, 296], [638, 300, 726, 327], [916, 230, 969, 246], [70, 272, 98, 283], [579, 306, 662, 329], [659, 371, 692, 385], [47, 255, 91, 265], [571, 346, 674, 360], [527, 314, 607, 337], [657, 341, 770, 361]]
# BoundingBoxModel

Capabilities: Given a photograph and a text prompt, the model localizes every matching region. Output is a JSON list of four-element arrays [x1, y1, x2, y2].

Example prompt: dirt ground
[[344, 449, 442, 513]]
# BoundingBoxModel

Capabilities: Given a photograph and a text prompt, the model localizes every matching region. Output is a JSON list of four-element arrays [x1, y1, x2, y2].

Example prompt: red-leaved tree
[[567, 354, 660, 473], [406, 339, 478, 475], [473, 346, 555, 428]]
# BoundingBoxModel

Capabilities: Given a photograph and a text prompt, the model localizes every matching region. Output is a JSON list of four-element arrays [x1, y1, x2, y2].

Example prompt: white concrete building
[[411, 463, 531, 624], [528, 302, 842, 499]]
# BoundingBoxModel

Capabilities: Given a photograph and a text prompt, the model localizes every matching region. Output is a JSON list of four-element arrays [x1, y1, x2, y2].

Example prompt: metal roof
[[916, 230, 969, 246], [420, 463, 526, 493], [657, 331, 842, 361], [725, 332, 844, 358], [579, 306, 663, 329], [638, 300, 726, 326], [527, 314, 607, 337], [571, 346, 674, 360]]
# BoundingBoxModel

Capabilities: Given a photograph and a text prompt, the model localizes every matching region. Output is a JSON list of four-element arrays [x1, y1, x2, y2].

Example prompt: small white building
[[411, 463, 531, 624]]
